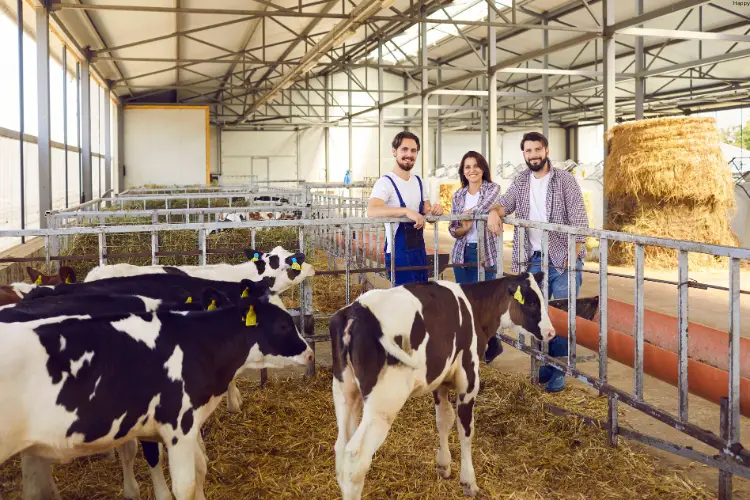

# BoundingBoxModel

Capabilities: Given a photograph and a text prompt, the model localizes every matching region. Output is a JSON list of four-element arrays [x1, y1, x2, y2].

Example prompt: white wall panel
[[123, 107, 208, 188]]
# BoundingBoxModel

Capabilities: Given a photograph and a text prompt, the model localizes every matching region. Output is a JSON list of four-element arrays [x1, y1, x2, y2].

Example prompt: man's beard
[[525, 156, 548, 172], [397, 159, 415, 171]]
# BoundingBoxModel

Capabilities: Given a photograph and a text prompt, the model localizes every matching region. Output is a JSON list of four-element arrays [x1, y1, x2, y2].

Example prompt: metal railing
[[3, 210, 748, 497]]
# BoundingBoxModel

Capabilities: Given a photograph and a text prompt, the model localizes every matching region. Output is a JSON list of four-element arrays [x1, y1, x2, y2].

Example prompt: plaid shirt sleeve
[[560, 172, 589, 242]]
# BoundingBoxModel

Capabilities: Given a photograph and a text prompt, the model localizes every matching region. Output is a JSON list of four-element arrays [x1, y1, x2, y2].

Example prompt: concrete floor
[[420, 224, 750, 497]]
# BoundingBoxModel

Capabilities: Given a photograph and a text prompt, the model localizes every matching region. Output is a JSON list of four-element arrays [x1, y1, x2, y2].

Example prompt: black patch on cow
[[262, 276, 276, 290], [286, 268, 301, 281], [141, 441, 160, 468], [457, 297, 476, 395], [163, 267, 188, 276], [0, 293, 154, 324], [172, 437, 178, 446], [457, 398, 475, 437], [329, 307, 350, 382], [387, 336, 404, 365], [253, 259, 267, 276], [268, 255, 280, 270], [180, 409, 194, 434], [409, 312, 426, 351]]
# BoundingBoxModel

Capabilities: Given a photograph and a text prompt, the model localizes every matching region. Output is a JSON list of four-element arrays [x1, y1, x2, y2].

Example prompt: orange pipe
[[591, 298, 750, 380], [547, 307, 750, 418]]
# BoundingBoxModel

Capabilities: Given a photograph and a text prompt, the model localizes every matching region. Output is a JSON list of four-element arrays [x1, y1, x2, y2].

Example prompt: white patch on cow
[[241, 343, 312, 371], [89, 376, 102, 401], [170, 310, 190, 316], [70, 351, 94, 377], [59, 335, 66, 352], [343, 318, 354, 346], [136, 296, 162, 312], [10, 282, 43, 298], [525, 275, 555, 338], [164, 346, 184, 382], [111, 313, 161, 349], [0, 303, 16, 311]]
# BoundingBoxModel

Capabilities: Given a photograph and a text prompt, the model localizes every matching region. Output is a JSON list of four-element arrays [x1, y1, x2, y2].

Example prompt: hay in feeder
[[603, 117, 739, 270], [0, 368, 708, 499]]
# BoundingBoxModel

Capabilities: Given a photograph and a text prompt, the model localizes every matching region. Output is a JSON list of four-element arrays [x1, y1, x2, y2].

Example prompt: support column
[[542, 17, 550, 137], [36, 3, 52, 227], [420, 10, 428, 179], [634, 0, 644, 120], [378, 39, 384, 176], [480, 46, 486, 157], [104, 87, 111, 195], [603, 0, 616, 223], [487, 4, 498, 175], [81, 55, 92, 202], [17, 0, 26, 235], [62, 45, 68, 208], [117, 103, 125, 192], [436, 67, 442, 170], [347, 65, 352, 182], [324, 73, 330, 182]]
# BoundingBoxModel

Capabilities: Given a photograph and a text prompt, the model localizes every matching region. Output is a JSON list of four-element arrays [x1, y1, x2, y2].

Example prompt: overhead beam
[[618, 26, 750, 42], [606, 0, 711, 33]]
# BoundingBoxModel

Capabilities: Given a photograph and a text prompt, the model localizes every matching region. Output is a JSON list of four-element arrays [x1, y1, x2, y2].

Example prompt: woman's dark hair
[[458, 151, 491, 187], [391, 131, 420, 151]]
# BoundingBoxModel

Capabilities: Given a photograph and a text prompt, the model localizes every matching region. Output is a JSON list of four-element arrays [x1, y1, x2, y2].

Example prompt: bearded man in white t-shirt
[[485, 131, 589, 393], [367, 131, 444, 285]]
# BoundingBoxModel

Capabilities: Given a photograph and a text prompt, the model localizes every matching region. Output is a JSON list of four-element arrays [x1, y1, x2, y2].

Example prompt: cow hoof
[[436, 464, 451, 479], [461, 482, 478, 497]]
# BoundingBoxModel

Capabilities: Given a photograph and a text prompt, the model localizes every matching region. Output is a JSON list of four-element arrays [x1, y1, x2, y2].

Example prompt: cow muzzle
[[541, 327, 556, 343]]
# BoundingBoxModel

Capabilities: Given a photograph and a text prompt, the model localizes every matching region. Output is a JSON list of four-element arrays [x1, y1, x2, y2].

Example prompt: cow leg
[[456, 394, 478, 497], [226, 380, 242, 413], [434, 386, 455, 479], [193, 441, 208, 500], [165, 437, 199, 500], [332, 371, 362, 490], [21, 454, 61, 500], [117, 440, 140, 499], [341, 370, 412, 500], [141, 442, 171, 500]]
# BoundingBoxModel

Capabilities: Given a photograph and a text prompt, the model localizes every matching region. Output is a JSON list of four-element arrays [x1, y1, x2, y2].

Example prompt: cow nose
[[543, 328, 556, 342], [305, 348, 315, 363]]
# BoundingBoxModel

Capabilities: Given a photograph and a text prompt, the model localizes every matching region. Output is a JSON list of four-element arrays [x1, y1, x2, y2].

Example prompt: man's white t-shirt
[[463, 191, 480, 243], [528, 173, 550, 252], [369, 173, 429, 254]]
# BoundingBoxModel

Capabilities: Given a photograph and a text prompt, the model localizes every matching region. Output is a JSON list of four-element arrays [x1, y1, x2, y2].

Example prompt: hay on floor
[[603, 117, 739, 270], [0, 368, 708, 499]]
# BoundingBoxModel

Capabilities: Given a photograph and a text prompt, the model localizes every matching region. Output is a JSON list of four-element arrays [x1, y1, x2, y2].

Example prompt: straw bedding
[[0, 368, 707, 499], [603, 117, 738, 270]]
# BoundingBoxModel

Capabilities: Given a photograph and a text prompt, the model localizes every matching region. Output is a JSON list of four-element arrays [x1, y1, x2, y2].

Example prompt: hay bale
[[439, 182, 462, 213], [0, 368, 709, 499], [604, 117, 739, 270], [604, 117, 735, 210]]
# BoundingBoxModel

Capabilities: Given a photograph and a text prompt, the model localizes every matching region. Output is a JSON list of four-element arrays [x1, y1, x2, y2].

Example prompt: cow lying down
[[1, 279, 313, 500], [329, 272, 554, 500]]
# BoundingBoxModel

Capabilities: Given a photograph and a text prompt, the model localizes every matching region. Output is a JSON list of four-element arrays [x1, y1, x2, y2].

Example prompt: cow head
[[502, 272, 556, 342], [237, 279, 313, 369], [27, 266, 77, 286], [242, 246, 315, 293]]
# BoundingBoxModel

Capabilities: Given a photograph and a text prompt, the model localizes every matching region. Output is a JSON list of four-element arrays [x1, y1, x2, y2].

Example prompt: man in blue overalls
[[368, 132, 444, 286]]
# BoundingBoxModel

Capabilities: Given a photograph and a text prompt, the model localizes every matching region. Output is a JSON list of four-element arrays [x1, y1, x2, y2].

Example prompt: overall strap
[[415, 175, 423, 200], [383, 174, 407, 208]]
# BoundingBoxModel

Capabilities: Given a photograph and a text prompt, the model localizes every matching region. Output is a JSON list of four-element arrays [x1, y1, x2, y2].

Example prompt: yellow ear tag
[[207, 299, 217, 311], [513, 285, 525, 305], [34, 275, 42, 285], [241, 287, 249, 298], [290, 257, 301, 271], [65, 276, 72, 284], [185, 296, 193, 304], [245, 306, 257, 326]]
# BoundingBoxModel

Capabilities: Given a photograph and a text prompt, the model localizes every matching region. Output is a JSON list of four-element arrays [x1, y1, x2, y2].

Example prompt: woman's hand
[[461, 209, 474, 230]]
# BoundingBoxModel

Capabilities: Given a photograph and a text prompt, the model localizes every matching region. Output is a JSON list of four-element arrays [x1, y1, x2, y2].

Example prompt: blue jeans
[[453, 243, 497, 284], [527, 253, 583, 360]]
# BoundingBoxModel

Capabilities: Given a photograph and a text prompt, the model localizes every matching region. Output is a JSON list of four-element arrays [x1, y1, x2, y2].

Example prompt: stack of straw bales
[[604, 116, 738, 269]]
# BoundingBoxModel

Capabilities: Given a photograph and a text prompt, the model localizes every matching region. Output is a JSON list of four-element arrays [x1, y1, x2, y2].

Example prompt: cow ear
[[60, 266, 76, 284], [27, 267, 42, 284], [201, 288, 227, 311], [238, 279, 268, 304], [507, 282, 526, 305], [244, 248, 263, 262], [285, 252, 306, 267]]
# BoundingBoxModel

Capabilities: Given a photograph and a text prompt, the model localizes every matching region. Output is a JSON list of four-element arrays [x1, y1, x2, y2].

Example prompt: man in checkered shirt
[[486, 131, 589, 393]]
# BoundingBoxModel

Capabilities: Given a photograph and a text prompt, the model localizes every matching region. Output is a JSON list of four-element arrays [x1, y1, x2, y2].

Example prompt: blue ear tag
[[291, 257, 301, 271], [251, 252, 259, 263]]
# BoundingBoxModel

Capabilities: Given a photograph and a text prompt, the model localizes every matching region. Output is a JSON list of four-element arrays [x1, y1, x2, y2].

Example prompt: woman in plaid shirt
[[449, 151, 502, 285]]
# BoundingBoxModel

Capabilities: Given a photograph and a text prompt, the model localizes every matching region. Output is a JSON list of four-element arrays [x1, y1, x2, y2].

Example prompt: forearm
[[490, 204, 506, 217], [454, 226, 469, 238], [367, 205, 408, 218]]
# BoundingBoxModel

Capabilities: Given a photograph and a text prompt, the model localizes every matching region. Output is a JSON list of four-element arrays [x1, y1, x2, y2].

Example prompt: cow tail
[[378, 336, 419, 369]]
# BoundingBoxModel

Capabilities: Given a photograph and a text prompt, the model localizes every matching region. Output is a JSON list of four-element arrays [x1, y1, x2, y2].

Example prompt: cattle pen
[[1, 184, 749, 498]]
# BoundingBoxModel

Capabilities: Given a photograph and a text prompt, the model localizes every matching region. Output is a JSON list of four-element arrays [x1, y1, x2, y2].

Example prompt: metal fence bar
[[720, 397, 733, 499], [567, 233, 577, 369], [345, 224, 351, 305], [199, 229, 206, 266], [599, 238, 609, 385], [678, 249, 689, 422], [496, 223, 503, 277], [477, 220, 485, 282], [517, 226, 526, 348], [98, 232, 106, 266], [389, 222, 395, 286], [729, 258, 741, 445], [541, 231, 549, 306], [434, 220, 439, 280], [634, 243, 645, 401]]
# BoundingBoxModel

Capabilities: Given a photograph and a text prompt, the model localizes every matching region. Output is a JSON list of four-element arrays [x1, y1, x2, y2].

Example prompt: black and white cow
[[0, 280, 313, 500], [328, 273, 554, 499], [83, 246, 314, 294]]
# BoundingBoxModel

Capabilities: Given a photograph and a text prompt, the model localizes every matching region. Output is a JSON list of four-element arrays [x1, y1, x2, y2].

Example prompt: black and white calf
[[329, 273, 554, 500], [84, 245, 314, 293], [0, 280, 312, 500]]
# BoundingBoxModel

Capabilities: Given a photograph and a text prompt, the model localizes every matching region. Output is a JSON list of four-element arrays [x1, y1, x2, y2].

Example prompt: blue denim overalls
[[383, 174, 428, 286]]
